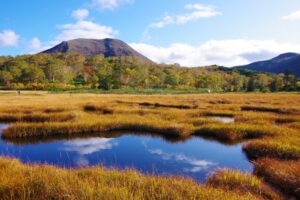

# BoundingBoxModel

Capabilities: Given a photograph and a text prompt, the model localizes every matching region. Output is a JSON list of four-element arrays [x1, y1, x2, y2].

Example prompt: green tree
[[270, 74, 284, 92], [94, 61, 113, 90], [20, 65, 45, 83], [164, 68, 179, 87], [0, 71, 13, 86], [45, 59, 62, 82], [111, 60, 122, 89]]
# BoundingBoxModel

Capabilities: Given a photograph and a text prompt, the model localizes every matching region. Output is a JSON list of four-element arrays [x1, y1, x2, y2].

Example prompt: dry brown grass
[[206, 169, 282, 200], [0, 157, 256, 200], [0, 92, 299, 199], [254, 158, 300, 198]]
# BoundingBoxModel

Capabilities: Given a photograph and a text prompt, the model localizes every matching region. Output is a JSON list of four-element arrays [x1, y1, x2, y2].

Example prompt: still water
[[211, 117, 235, 123], [0, 124, 252, 182]]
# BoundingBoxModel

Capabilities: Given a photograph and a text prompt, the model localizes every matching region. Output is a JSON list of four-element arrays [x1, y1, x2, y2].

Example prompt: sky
[[1, 0, 300, 67]]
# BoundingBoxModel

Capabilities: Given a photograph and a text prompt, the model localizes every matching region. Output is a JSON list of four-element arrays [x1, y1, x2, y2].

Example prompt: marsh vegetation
[[0, 92, 299, 199]]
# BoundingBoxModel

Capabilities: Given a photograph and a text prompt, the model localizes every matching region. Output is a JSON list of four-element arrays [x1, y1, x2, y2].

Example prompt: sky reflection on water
[[0, 124, 252, 182]]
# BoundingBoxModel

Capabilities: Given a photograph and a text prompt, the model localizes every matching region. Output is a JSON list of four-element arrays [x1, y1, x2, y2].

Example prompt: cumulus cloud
[[130, 39, 300, 67], [54, 20, 118, 43], [28, 37, 53, 53], [149, 3, 221, 29], [28, 10, 118, 53], [92, 0, 132, 10], [72, 8, 89, 20], [0, 30, 20, 47], [282, 10, 300, 21], [28, 37, 43, 52]]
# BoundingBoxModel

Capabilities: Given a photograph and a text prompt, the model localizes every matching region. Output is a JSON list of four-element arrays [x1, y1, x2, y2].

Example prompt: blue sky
[[1, 0, 300, 67]]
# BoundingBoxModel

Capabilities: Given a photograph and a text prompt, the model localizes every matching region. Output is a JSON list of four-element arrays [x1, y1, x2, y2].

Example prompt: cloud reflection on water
[[61, 137, 117, 166], [144, 141, 216, 173]]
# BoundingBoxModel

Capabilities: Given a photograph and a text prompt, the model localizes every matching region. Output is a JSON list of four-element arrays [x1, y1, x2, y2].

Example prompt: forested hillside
[[0, 53, 299, 92], [235, 53, 300, 77]]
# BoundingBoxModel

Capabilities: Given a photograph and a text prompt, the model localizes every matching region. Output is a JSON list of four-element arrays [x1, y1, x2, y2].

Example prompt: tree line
[[0, 53, 299, 92]]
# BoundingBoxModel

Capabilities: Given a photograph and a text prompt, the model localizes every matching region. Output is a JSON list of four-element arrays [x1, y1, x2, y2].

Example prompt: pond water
[[0, 124, 252, 182], [211, 117, 235, 123]]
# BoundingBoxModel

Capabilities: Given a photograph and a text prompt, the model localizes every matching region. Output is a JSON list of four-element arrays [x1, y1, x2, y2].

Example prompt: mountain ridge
[[42, 38, 153, 63], [235, 52, 300, 77]]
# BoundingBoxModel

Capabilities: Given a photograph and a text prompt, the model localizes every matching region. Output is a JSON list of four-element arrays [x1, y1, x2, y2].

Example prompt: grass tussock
[[254, 158, 300, 198], [43, 108, 66, 113], [0, 158, 256, 200], [191, 110, 236, 118], [234, 112, 276, 125], [275, 115, 300, 124], [241, 106, 300, 114], [243, 138, 300, 160], [194, 123, 276, 142], [0, 113, 75, 123], [2, 114, 192, 139], [206, 169, 282, 200], [209, 99, 232, 105], [138, 102, 197, 109], [83, 104, 114, 114]]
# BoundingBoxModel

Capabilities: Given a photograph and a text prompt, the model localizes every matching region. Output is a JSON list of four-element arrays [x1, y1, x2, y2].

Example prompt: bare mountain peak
[[42, 38, 153, 63]]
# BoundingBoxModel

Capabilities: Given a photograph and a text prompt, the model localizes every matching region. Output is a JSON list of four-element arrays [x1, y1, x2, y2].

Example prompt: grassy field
[[0, 92, 299, 199]]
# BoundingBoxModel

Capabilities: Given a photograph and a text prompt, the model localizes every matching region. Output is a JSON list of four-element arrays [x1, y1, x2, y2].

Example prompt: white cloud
[[150, 16, 174, 29], [54, 20, 118, 43], [72, 8, 89, 20], [92, 0, 132, 10], [149, 3, 221, 29], [130, 39, 300, 67], [28, 11, 118, 53], [28, 37, 53, 53], [28, 37, 43, 52], [0, 30, 20, 47], [282, 10, 300, 21]]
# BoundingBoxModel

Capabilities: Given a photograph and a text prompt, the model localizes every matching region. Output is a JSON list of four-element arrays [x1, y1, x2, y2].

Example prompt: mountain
[[42, 38, 153, 63], [235, 53, 300, 77]]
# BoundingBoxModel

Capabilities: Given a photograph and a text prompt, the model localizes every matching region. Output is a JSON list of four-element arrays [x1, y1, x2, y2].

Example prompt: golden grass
[[254, 158, 300, 198], [0, 92, 299, 199], [83, 104, 114, 114], [0, 112, 75, 123], [0, 157, 256, 200], [243, 138, 300, 160], [194, 123, 277, 142], [241, 105, 300, 114], [206, 169, 282, 200], [2, 113, 192, 139]]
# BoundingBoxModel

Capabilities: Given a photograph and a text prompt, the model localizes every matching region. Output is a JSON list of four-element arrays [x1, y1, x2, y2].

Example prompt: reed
[[83, 104, 114, 114], [0, 157, 256, 200], [241, 106, 300, 114], [194, 123, 276, 142], [2, 114, 192, 139], [254, 158, 300, 198], [0, 112, 75, 123], [206, 169, 282, 200], [243, 138, 300, 160]]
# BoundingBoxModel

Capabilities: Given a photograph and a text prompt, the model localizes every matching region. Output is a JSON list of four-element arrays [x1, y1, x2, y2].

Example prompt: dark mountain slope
[[42, 38, 153, 63], [235, 53, 300, 77]]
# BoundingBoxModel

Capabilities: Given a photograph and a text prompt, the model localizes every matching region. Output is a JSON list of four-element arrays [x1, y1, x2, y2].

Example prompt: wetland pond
[[0, 124, 252, 182]]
